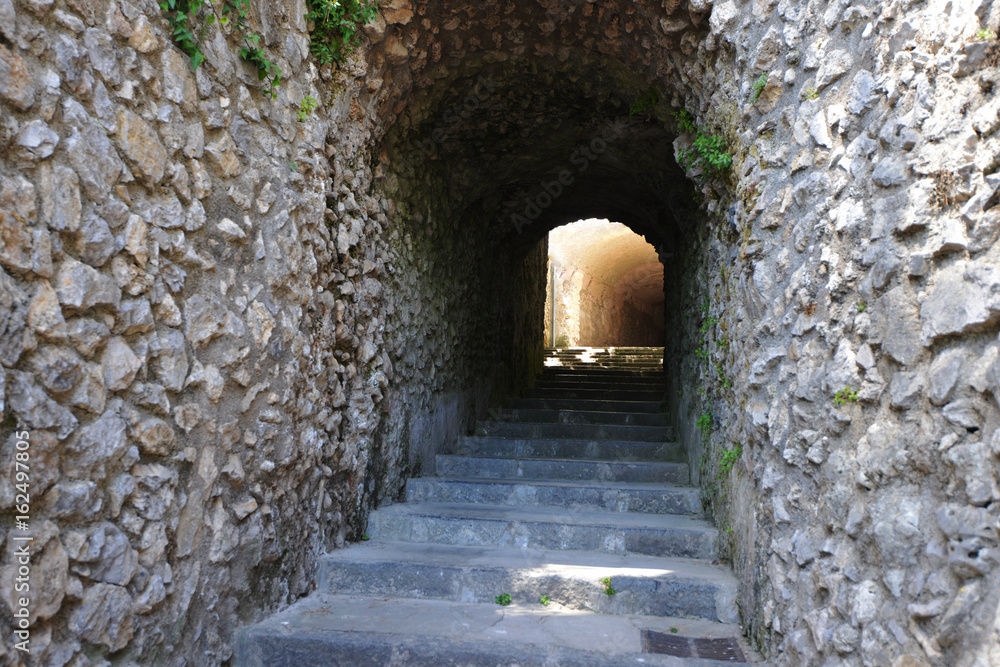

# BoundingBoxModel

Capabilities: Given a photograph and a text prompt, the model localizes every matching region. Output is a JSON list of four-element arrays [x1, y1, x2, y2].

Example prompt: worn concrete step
[[367, 502, 716, 558], [495, 407, 670, 426], [406, 477, 701, 515], [457, 436, 684, 462], [543, 360, 665, 368], [437, 454, 689, 484], [316, 542, 738, 622], [545, 351, 663, 358], [542, 364, 665, 373], [474, 421, 673, 442], [536, 379, 667, 392], [546, 358, 665, 364], [526, 387, 665, 401], [234, 594, 752, 667], [506, 397, 665, 413], [541, 374, 666, 385], [545, 352, 664, 359], [539, 376, 666, 388], [544, 345, 664, 357], [544, 363, 665, 371]]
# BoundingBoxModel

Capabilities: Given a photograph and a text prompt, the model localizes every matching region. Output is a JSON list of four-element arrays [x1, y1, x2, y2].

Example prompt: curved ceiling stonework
[[358, 0, 712, 251]]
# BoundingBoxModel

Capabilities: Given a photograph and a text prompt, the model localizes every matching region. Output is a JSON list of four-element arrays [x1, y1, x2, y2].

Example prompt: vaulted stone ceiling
[[355, 0, 714, 252]]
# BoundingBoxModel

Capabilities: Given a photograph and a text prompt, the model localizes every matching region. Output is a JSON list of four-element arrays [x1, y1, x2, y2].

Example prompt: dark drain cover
[[642, 630, 747, 662]]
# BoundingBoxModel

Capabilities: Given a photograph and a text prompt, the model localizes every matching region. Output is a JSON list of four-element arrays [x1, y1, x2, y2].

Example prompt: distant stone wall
[[546, 260, 663, 347], [545, 221, 665, 347]]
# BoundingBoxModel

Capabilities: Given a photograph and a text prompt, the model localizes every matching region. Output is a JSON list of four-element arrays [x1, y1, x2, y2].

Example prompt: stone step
[[541, 371, 666, 382], [543, 362, 664, 370], [367, 502, 716, 559], [546, 353, 663, 358], [526, 387, 665, 401], [544, 353, 664, 360], [545, 356, 664, 362], [506, 397, 665, 413], [536, 379, 666, 391], [406, 477, 701, 515], [546, 362, 663, 365], [316, 542, 738, 622], [495, 407, 670, 426], [545, 345, 663, 357], [234, 594, 750, 667], [474, 421, 673, 442], [457, 436, 684, 462], [544, 350, 663, 357], [437, 454, 689, 484]]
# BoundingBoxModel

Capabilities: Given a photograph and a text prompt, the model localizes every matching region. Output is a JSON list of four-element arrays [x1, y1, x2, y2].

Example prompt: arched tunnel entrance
[[372, 46, 705, 398], [351, 1, 754, 654]]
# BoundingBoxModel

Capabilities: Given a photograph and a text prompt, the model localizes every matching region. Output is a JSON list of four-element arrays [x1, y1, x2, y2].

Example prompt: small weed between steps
[[540, 595, 550, 606], [361, 532, 370, 541], [600, 577, 616, 596], [495, 593, 512, 606]]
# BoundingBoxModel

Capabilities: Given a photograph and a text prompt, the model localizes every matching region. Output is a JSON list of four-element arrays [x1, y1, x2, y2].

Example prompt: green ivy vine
[[158, 0, 282, 97], [305, 0, 380, 64], [674, 109, 733, 176]]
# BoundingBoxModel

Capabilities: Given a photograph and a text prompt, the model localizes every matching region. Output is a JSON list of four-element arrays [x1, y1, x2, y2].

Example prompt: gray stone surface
[[437, 455, 690, 484], [68, 583, 134, 652], [406, 477, 700, 515], [317, 542, 737, 622], [235, 595, 749, 667], [55, 258, 121, 311], [368, 502, 716, 559]]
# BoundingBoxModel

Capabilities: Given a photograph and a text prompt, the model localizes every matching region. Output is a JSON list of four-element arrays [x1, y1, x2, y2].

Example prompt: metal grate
[[642, 630, 747, 662]]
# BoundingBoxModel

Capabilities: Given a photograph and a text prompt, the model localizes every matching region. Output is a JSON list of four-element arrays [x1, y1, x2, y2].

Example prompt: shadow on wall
[[544, 219, 665, 347]]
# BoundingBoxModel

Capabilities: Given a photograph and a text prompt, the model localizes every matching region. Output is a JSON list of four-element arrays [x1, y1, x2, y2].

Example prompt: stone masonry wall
[[666, 0, 1000, 664]]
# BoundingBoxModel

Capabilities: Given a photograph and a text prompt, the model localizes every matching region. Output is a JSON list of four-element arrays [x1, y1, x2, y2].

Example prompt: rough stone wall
[[546, 260, 663, 347], [665, 0, 1000, 664], [0, 0, 547, 664], [544, 220, 665, 347]]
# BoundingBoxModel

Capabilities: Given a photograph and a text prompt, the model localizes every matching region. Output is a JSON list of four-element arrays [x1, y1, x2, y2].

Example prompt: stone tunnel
[[1, 0, 1000, 664]]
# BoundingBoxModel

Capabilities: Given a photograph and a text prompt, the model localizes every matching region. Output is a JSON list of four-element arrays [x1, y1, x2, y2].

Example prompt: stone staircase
[[235, 347, 749, 665]]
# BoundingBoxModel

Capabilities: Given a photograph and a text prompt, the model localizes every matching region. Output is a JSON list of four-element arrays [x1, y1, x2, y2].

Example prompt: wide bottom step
[[234, 594, 754, 667]]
